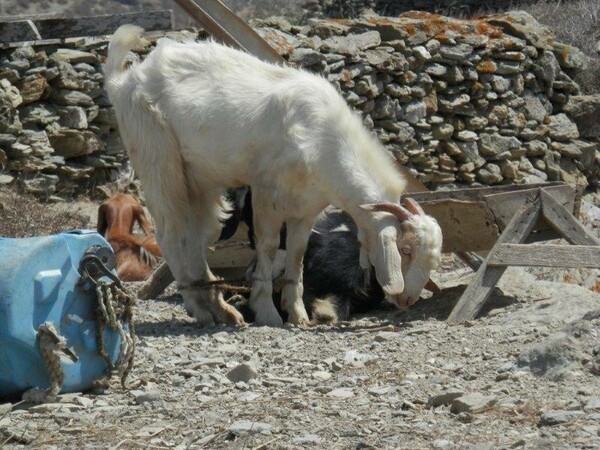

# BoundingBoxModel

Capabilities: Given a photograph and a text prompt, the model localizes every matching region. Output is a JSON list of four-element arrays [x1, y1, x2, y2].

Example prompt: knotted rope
[[22, 322, 70, 403], [94, 280, 136, 387]]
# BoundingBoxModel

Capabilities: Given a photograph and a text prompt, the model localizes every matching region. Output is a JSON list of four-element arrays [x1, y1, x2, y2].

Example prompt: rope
[[20, 247, 136, 404], [188, 277, 297, 295], [22, 322, 67, 403], [94, 280, 136, 387], [189, 278, 252, 294], [79, 249, 136, 388]]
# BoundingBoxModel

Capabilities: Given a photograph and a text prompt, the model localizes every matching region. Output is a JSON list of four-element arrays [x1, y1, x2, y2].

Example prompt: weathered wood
[[420, 199, 500, 253], [456, 252, 484, 271], [401, 182, 565, 203], [207, 242, 255, 269], [488, 244, 600, 268], [138, 260, 173, 300], [485, 184, 574, 230], [447, 199, 543, 325], [540, 188, 600, 246], [172, 0, 285, 65], [0, 10, 173, 44], [138, 225, 254, 299]]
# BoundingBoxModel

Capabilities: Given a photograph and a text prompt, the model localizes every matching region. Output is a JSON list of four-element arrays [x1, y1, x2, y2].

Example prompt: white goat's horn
[[403, 197, 425, 216], [359, 203, 413, 222]]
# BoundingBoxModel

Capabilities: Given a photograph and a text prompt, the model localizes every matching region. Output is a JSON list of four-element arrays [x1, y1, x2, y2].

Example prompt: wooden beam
[[485, 184, 574, 231], [401, 182, 565, 204], [419, 198, 500, 253], [172, 0, 285, 65], [447, 198, 543, 325], [488, 244, 600, 268], [540, 188, 600, 246], [138, 261, 173, 300], [0, 10, 173, 44]]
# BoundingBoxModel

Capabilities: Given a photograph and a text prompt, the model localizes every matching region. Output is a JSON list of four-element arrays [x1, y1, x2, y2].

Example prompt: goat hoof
[[287, 307, 310, 327], [221, 305, 246, 326], [254, 311, 284, 327]]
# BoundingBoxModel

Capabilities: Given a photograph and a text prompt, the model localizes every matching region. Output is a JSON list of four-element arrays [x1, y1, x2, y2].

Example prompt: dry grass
[[0, 187, 89, 238], [514, 0, 600, 94]]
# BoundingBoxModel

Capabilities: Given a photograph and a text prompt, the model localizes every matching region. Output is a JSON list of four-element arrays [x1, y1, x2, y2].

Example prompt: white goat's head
[[359, 198, 442, 308]]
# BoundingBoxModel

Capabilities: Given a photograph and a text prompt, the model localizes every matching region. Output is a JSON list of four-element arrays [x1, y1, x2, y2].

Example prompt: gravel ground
[[1, 196, 599, 449], [1, 262, 599, 450]]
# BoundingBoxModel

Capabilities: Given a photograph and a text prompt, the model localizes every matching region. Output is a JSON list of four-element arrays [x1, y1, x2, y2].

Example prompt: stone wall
[[1, 11, 599, 197], [302, 0, 540, 19]]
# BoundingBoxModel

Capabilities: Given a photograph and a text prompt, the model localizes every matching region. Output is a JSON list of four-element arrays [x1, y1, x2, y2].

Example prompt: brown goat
[[97, 193, 162, 282]]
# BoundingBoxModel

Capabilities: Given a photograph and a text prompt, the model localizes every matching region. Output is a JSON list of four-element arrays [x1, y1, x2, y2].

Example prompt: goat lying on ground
[[232, 189, 440, 323], [97, 193, 162, 282], [301, 199, 441, 323], [104, 25, 443, 327]]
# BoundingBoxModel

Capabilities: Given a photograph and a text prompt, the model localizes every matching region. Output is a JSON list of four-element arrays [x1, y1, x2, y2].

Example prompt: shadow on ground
[[134, 285, 519, 338]]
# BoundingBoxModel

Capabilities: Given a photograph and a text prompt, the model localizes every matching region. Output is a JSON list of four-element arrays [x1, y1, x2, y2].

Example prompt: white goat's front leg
[[249, 191, 284, 327], [280, 218, 312, 326]]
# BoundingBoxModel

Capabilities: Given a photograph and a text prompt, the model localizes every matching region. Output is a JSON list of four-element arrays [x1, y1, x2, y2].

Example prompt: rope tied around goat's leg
[[189, 277, 252, 294]]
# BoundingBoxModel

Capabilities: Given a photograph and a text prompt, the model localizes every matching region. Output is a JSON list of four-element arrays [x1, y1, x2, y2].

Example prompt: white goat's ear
[[370, 228, 404, 296]]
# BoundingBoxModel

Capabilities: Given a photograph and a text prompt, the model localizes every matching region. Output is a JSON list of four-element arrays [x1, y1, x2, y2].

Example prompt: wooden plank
[[456, 252, 484, 271], [0, 10, 173, 44], [401, 182, 565, 203], [138, 260, 173, 300], [485, 184, 574, 230], [447, 199, 543, 325], [420, 199, 500, 253], [0, 20, 40, 43], [488, 244, 600, 268], [207, 242, 254, 268], [540, 188, 600, 246]]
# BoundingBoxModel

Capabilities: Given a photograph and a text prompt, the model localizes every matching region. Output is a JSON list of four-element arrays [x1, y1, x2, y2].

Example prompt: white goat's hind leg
[[181, 195, 245, 326], [156, 229, 215, 325], [158, 194, 244, 327], [249, 192, 284, 327], [281, 218, 312, 326]]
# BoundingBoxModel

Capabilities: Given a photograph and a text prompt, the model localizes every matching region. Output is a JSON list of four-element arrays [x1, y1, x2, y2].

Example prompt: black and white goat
[[104, 25, 443, 327], [235, 189, 441, 323]]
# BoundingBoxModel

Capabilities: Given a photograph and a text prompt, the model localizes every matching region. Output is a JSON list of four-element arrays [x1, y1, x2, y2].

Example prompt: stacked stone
[[1, 12, 599, 197], [303, 0, 541, 19], [0, 43, 122, 196], [259, 11, 599, 187]]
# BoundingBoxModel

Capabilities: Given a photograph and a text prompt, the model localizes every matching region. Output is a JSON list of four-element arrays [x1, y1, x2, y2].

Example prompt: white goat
[[104, 25, 443, 327]]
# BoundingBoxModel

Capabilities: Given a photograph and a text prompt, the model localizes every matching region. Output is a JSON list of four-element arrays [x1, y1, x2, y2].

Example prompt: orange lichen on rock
[[476, 59, 497, 73], [472, 81, 485, 91], [397, 10, 504, 40]]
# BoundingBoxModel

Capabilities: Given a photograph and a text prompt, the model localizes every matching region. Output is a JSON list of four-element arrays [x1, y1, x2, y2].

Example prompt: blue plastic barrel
[[0, 230, 123, 398]]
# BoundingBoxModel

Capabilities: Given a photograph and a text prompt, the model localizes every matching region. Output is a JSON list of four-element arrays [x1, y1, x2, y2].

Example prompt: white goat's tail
[[105, 25, 144, 80]]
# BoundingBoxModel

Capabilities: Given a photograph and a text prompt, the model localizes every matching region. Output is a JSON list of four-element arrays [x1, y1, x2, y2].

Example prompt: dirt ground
[[1, 197, 600, 449]]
